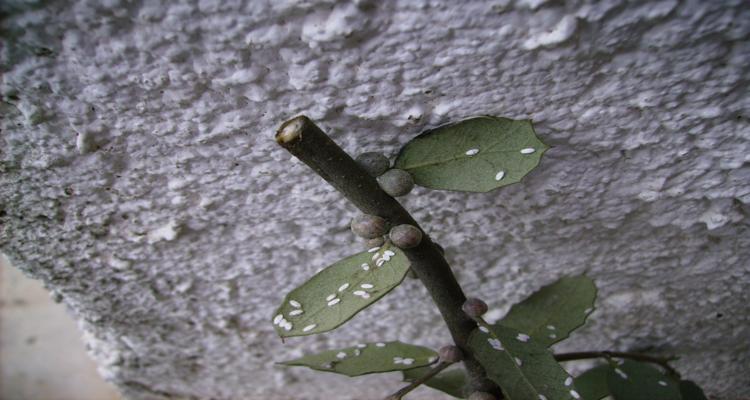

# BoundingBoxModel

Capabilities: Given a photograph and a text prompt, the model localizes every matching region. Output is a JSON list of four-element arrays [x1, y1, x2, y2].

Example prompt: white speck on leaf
[[495, 171, 505, 181], [338, 283, 350, 292], [302, 324, 316, 332], [520, 147, 535, 154], [465, 148, 479, 156], [327, 298, 341, 306]]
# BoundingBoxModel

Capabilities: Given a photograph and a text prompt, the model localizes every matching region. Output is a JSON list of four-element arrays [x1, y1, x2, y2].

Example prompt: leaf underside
[[402, 365, 467, 399], [279, 341, 437, 377], [468, 323, 576, 400], [394, 116, 549, 192], [607, 360, 681, 400], [271, 242, 410, 338], [574, 365, 611, 400], [679, 380, 709, 400], [498, 275, 597, 347]]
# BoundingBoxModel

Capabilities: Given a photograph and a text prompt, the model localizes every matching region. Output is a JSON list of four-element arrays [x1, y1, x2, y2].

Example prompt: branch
[[275, 116, 499, 395], [384, 362, 452, 400], [555, 351, 680, 376]]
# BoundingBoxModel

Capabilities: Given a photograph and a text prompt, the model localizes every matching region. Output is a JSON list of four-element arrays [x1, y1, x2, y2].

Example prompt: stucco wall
[[1, 0, 748, 399]]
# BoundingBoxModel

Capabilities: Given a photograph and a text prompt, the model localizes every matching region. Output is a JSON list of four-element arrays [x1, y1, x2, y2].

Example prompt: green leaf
[[402, 365, 467, 399], [271, 242, 410, 338], [394, 116, 549, 193], [279, 341, 437, 377], [607, 361, 681, 400], [574, 365, 610, 400], [679, 380, 708, 400], [468, 323, 578, 400], [498, 275, 597, 347]]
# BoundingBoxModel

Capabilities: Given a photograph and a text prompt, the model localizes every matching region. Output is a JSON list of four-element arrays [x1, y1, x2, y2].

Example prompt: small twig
[[384, 362, 453, 400], [275, 116, 499, 395], [555, 351, 680, 376]]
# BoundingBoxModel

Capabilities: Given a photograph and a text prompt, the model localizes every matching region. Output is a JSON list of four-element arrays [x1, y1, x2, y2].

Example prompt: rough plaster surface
[[1, 0, 749, 399]]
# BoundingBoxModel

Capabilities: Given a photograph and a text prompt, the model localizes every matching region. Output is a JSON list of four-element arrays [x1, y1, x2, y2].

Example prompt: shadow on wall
[[0, 254, 121, 400]]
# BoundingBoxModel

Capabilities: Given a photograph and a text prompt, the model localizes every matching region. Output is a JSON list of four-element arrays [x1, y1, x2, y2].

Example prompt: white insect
[[289, 300, 301, 308], [367, 247, 380, 253], [465, 148, 480, 156], [565, 377, 573, 386], [273, 314, 283, 325], [302, 324, 316, 332], [514, 357, 523, 366], [520, 147, 535, 154], [570, 390, 581, 399], [326, 294, 337, 301], [289, 309, 304, 316], [539, 395, 548, 400], [360, 283, 374, 289], [495, 171, 505, 181], [488, 338, 503, 351], [658, 380, 668, 386], [338, 283, 350, 292], [361, 263, 370, 271], [479, 326, 490, 333], [336, 352, 347, 359], [376, 342, 386, 347], [327, 298, 341, 306], [516, 333, 530, 342], [614, 368, 628, 379]]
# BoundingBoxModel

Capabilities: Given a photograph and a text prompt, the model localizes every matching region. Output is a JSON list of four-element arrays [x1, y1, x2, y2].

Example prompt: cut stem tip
[[276, 116, 308, 145]]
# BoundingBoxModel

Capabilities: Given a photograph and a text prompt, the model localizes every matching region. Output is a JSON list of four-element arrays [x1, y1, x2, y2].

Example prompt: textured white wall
[[1, 0, 749, 399]]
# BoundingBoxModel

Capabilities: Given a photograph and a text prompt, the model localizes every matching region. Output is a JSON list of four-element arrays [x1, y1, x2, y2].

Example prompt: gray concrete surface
[[1, 0, 748, 399]]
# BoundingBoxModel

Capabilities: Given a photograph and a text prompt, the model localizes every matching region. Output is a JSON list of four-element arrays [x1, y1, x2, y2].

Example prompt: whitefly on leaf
[[607, 360, 681, 400], [498, 275, 597, 347], [394, 116, 549, 192], [468, 323, 577, 400], [279, 341, 438, 377], [271, 242, 410, 338]]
